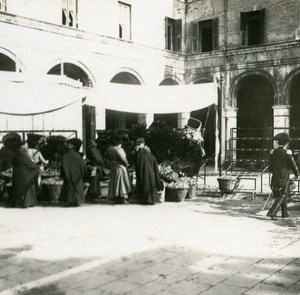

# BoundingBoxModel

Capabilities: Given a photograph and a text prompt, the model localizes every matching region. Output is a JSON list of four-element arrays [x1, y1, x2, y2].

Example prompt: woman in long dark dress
[[9, 137, 40, 208], [134, 138, 162, 205], [104, 137, 131, 204], [60, 138, 86, 207], [87, 139, 104, 199]]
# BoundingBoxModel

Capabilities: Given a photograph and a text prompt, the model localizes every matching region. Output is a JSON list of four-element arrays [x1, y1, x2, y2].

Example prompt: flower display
[[158, 161, 180, 182], [166, 181, 189, 189], [42, 168, 60, 178], [42, 176, 63, 185]]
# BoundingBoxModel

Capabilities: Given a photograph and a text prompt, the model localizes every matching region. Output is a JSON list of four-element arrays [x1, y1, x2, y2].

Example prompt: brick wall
[[185, 0, 299, 51]]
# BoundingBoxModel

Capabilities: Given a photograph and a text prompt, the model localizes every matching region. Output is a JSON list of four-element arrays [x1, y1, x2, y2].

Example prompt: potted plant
[[217, 174, 240, 194], [41, 176, 63, 203], [165, 180, 189, 202]]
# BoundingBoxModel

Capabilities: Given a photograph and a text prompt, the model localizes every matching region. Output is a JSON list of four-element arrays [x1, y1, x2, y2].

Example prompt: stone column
[[273, 105, 290, 136], [138, 113, 154, 128], [177, 112, 190, 128], [224, 107, 238, 165]]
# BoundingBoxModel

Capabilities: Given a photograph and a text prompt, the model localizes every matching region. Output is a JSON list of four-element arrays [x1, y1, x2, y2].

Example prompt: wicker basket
[[217, 178, 239, 193], [42, 182, 63, 203], [165, 187, 188, 202]]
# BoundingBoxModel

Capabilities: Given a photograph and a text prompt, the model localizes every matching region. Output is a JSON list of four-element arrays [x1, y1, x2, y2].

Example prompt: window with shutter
[[192, 18, 218, 53], [62, 0, 78, 28], [0, 0, 7, 12], [165, 17, 182, 52], [240, 9, 265, 46], [118, 2, 131, 40]]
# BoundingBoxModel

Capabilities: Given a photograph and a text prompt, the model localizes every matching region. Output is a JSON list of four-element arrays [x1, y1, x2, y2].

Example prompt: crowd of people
[[1, 130, 300, 220], [0, 132, 163, 208]]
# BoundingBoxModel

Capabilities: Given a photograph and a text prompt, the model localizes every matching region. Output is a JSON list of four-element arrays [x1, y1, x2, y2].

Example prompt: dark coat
[[88, 146, 104, 197], [60, 150, 86, 204], [135, 148, 161, 204], [269, 147, 299, 189], [11, 151, 40, 208]]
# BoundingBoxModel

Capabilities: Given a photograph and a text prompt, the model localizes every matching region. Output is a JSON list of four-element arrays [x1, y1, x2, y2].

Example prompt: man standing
[[134, 138, 162, 205], [267, 132, 299, 219], [60, 138, 86, 207]]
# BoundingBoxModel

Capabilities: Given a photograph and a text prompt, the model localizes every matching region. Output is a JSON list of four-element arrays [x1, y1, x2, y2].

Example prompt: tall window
[[119, 2, 131, 40], [240, 9, 265, 46], [0, 0, 7, 12], [165, 17, 182, 52], [192, 18, 218, 53], [62, 0, 78, 28]]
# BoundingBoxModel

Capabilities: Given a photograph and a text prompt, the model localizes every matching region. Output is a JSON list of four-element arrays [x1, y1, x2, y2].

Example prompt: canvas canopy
[[102, 82, 218, 114], [0, 72, 218, 115], [0, 73, 85, 115]]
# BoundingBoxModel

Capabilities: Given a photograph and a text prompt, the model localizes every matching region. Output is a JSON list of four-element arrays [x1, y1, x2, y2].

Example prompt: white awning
[[0, 72, 218, 115], [102, 82, 218, 114], [0, 73, 85, 115]]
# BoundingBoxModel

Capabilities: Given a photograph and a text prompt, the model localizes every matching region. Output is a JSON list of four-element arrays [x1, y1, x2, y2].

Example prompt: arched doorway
[[154, 78, 179, 128], [0, 53, 16, 71], [236, 74, 273, 166], [106, 71, 141, 129]]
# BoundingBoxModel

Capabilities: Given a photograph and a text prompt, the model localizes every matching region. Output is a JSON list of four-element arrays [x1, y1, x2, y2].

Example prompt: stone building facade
[[1, 0, 300, 166]]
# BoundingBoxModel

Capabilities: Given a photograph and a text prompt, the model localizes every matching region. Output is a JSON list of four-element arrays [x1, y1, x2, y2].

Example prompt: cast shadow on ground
[[1, 244, 299, 294], [189, 195, 300, 228]]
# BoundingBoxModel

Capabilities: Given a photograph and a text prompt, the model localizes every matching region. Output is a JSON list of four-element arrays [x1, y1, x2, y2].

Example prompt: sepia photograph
[[0, 0, 300, 294]]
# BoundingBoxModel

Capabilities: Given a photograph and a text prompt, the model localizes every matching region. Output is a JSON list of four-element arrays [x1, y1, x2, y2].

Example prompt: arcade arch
[[0, 48, 25, 72], [154, 78, 179, 128], [230, 73, 274, 167], [47, 60, 95, 87], [106, 71, 142, 129]]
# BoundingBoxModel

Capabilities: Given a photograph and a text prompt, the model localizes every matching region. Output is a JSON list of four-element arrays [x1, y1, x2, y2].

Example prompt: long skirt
[[89, 170, 102, 198], [60, 180, 85, 205], [11, 184, 37, 208], [108, 165, 131, 199]]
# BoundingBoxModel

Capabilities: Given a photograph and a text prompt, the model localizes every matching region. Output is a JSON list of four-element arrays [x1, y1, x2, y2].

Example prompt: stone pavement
[[0, 188, 300, 294]]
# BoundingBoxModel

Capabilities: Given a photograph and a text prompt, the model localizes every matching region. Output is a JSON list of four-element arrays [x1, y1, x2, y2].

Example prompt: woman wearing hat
[[134, 138, 162, 205], [267, 132, 299, 219], [104, 136, 131, 204], [6, 133, 40, 208], [60, 138, 86, 207], [86, 139, 104, 199]]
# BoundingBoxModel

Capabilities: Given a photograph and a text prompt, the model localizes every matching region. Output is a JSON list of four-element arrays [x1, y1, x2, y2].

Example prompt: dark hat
[[3, 132, 23, 150], [67, 138, 82, 152], [135, 138, 145, 146], [274, 132, 289, 145], [27, 133, 45, 149]]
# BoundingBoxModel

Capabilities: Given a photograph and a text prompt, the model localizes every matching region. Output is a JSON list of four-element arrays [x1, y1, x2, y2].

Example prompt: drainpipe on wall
[[220, 0, 228, 172], [184, 0, 188, 55]]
